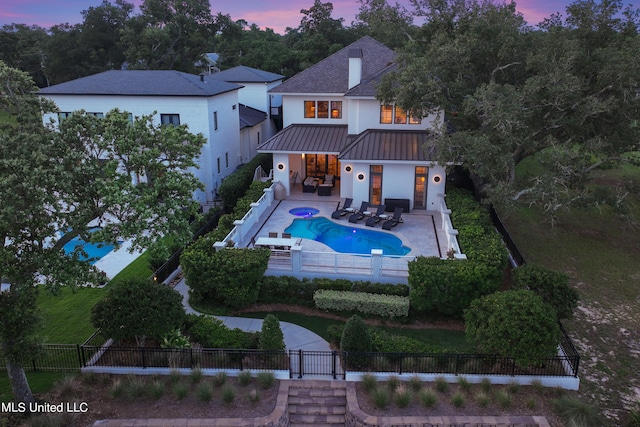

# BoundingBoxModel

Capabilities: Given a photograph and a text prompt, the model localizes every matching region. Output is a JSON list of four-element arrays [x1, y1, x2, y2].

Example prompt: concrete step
[[288, 396, 346, 406], [288, 405, 346, 415], [288, 387, 347, 397], [289, 414, 345, 424], [289, 424, 344, 427]]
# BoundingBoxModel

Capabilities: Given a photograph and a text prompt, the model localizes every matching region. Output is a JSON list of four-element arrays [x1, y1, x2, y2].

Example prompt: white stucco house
[[257, 36, 446, 211], [38, 70, 245, 204]]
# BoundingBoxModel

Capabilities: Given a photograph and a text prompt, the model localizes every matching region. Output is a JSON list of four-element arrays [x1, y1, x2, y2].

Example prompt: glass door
[[414, 166, 428, 209]]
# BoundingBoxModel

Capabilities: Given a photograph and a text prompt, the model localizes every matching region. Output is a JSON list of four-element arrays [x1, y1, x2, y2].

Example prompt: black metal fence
[[489, 206, 526, 266], [10, 329, 579, 379]]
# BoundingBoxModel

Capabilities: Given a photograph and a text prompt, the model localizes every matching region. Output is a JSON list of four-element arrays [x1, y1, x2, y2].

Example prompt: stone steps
[[288, 380, 347, 427]]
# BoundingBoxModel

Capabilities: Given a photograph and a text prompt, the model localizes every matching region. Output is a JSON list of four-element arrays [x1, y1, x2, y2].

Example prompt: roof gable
[[270, 36, 396, 95], [210, 66, 284, 84], [38, 70, 241, 97]]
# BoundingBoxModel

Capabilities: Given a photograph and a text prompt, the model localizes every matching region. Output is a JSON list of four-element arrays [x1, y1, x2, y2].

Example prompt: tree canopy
[[0, 61, 205, 404]]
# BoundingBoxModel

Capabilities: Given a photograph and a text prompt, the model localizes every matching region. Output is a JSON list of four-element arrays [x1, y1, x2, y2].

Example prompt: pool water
[[63, 228, 118, 265], [289, 207, 320, 217], [284, 216, 411, 256]]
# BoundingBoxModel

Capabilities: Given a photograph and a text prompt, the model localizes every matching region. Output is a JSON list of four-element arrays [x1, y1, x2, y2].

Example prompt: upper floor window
[[58, 112, 72, 122], [214, 111, 218, 130], [160, 114, 180, 126], [88, 112, 104, 118], [304, 100, 342, 119], [380, 105, 420, 124]]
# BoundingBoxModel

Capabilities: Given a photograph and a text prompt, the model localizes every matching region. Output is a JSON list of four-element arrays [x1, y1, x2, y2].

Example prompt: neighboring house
[[38, 70, 244, 204], [257, 36, 446, 211], [210, 65, 285, 162]]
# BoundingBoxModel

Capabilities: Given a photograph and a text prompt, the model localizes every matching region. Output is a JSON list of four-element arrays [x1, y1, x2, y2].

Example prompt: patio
[[239, 181, 449, 260]]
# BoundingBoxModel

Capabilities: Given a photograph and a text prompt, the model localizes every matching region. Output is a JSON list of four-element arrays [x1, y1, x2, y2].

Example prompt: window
[[369, 165, 383, 205], [213, 111, 218, 130], [58, 112, 72, 122], [304, 100, 342, 119], [88, 112, 104, 118], [217, 157, 221, 174], [225, 152, 229, 168], [160, 114, 180, 125], [380, 105, 421, 125]]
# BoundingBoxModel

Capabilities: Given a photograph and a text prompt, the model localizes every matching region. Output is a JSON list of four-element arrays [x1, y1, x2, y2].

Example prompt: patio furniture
[[302, 176, 318, 193], [365, 205, 387, 227], [384, 198, 410, 213], [254, 237, 301, 250], [348, 201, 369, 223], [323, 174, 335, 187], [382, 207, 404, 230], [331, 198, 353, 219], [318, 184, 332, 196]]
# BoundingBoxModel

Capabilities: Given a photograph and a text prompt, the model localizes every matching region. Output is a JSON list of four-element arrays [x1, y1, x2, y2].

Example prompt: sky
[[0, 0, 577, 33]]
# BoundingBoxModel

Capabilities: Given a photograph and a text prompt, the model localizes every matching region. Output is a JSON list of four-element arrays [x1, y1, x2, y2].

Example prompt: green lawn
[[0, 372, 69, 403], [37, 286, 106, 344], [502, 160, 640, 422]]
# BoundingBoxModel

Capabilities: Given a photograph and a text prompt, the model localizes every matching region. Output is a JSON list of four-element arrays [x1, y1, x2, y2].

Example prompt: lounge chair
[[331, 198, 353, 219], [382, 206, 404, 230], [348, 201, 369, 223], [365, 205, 387, 227]]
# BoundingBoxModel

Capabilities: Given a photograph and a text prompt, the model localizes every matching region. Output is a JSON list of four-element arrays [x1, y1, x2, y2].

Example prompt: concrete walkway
[[173, 277, 331, 352]]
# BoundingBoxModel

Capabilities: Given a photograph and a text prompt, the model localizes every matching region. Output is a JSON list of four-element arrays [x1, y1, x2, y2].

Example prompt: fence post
[[332, 351, 337, 380], [511, 357, 516, 376], [76, 344, 83, 369], [398, 354, 403, 375], [239, 350, 244, 371], [298, 350, 303, 379], [141, 347, 146, 369]]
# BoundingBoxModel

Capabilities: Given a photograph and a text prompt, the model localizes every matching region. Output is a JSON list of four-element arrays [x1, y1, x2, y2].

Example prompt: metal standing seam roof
[[339, 130, 437, 161], [239, 104, 267, 129], [37, 70, 242, 97], [209, 66, 285, 83], [257, 125, 349, 153]]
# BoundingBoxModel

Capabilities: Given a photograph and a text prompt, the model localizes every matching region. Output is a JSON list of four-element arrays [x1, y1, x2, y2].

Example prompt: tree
[[378, 0, 640, 217], [90, 278, 185, 346], [512, 263, 579, 320], [0, 61, 205, 404], [464, 290, 561, 366], [353, 0, 415, 49], [181, 246, 270, 308], [340, 315, 373, 367], [0, 24, 50, 87], [259, 314, 285, 350], [121, 0, 215, 72]]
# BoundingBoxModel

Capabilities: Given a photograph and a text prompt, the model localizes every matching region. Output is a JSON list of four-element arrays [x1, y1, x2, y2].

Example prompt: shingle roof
[[339, 130, 437, 161], [209, 66, 284, 83], [38, 70, 241, 97], [270, 36, 396, 95], [239, 104, 267, 129], [257, 125, 350, 154]]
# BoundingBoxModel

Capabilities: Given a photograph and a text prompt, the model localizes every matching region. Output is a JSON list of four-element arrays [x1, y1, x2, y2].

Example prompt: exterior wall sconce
[[277, 162, 285, 170], [357, 173, 365, 181], [345, 165, 353, 173], [433, 175, 442, 183]]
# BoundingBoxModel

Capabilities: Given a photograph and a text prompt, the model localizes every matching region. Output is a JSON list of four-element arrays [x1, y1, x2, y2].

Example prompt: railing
[[436, 193, 466, 259], [215, 184, 275, 249], [489, 206, 526, 266]]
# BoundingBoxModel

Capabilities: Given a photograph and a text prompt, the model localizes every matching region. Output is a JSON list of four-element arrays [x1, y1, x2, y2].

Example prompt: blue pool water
[[284, 216, 411, 256], [63, 228, 117, 264], [289, 207, 320, 217]]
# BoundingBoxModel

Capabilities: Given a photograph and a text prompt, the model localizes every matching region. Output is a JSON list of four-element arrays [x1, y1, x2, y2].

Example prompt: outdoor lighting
[[357, 173, 365, 181], [345, 165, 353, 173], [277, 162, 285, 170], [433, 175, 442, 183]]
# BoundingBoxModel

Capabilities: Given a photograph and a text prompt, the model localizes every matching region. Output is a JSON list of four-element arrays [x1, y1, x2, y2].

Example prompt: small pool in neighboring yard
[[284, 216, 411, 256], [289, 207, 320, 217], [63, 228, 119, 264]]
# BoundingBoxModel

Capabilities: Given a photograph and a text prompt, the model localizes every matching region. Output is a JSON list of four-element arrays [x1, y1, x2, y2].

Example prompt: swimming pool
[[63, 228, 118, 265], [284, 216, 411, 256], [289, 207, 320, 217]]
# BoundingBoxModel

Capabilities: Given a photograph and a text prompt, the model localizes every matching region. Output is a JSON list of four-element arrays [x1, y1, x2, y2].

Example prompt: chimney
[[348, 48, 363, 90], [199, 73, 205, 82]]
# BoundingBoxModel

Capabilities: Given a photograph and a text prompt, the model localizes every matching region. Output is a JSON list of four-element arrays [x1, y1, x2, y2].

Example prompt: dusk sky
[[1, 0, 579, 33]]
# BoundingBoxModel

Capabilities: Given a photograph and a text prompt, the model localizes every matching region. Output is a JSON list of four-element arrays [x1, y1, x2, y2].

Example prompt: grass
[[0, 372, 68, 403], [238, 311, 470, 351], [108, 251, 153, 285], [504, 161, 640, 421], [36, 286, 106, 343]]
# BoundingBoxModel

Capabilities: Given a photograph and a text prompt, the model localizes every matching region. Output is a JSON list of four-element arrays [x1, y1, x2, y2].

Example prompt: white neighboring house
[[38, 70, 244, 204], [209, 66, 285, 164], [258, 36, 447, 211]]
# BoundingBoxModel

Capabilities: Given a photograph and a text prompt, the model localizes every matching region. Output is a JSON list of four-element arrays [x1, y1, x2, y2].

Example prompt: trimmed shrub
[[371, 330, 447, 354], [341, 315, 372, 367], [314, 289, 410, 318], [464, 290, 561, 367], [512, 263, 579, 320], [183, 314, 255, 349], [181, 247, 270, 308], [218, 153, 271, 209], [259, 314, 285, 350]]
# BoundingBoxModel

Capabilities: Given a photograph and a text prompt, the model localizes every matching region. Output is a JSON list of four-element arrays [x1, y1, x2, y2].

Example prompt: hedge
[[314, 289, 410, 319], [218, 153, 272, 210]]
